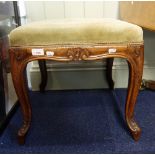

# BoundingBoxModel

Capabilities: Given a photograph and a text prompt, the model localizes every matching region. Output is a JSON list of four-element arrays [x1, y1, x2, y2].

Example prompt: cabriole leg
[[125, 46, 144, 141], [9, 50, 31, 145]]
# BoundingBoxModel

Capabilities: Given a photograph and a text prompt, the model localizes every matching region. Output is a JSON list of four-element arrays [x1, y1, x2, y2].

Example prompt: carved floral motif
[[67, 48, 90, 60]]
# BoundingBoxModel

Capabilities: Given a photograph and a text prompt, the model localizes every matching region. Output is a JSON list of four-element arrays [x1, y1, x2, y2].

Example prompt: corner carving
[[14, 49, 28, 61], [127, 44, 142, 58]]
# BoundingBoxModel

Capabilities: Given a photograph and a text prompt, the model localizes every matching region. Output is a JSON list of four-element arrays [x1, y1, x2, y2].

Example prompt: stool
[[9, 19, 144, 144]]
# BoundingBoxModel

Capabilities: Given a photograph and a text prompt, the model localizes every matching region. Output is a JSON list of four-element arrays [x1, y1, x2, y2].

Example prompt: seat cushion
[[9, 18, 143, 47]]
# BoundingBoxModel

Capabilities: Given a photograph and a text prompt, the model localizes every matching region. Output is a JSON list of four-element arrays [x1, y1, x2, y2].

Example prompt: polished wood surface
[[9, 43, 144, 144], [120, 1, 155, 31]]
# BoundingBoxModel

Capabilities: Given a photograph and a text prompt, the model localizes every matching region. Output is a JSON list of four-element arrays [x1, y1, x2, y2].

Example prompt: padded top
[[9, 18, 143, 47]]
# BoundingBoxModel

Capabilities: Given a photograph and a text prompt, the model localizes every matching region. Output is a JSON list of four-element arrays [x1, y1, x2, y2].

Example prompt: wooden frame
[[9, 43, 144, 144]]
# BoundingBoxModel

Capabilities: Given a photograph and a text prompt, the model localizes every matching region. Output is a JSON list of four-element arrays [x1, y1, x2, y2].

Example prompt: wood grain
[[9, 43, 144, 144]]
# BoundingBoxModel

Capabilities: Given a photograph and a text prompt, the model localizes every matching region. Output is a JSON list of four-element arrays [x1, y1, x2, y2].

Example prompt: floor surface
[[0, 89, 155, 153]]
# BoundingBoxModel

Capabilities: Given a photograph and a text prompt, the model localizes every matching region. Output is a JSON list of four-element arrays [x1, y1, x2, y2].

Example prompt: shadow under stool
[[9, 19, 144, 144]]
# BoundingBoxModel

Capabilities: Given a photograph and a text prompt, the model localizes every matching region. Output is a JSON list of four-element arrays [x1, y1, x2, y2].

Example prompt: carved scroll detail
[[67, 48, 90, 60]]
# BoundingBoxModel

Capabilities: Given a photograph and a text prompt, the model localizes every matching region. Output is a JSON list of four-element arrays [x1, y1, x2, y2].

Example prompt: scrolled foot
[[17, 121, 30, 145], [127, 118, 141, 141], [18, 134, 25, 145]]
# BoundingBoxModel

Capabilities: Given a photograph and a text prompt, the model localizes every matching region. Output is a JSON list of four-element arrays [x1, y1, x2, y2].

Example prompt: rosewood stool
[[9, 19, 144, 144]]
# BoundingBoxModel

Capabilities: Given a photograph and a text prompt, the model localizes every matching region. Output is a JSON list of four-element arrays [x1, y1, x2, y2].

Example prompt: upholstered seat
[[9, 18, 143, 46]]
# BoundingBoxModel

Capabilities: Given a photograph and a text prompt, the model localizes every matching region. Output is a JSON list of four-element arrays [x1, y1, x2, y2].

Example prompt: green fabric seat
[[9, 18, 143, 47]]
